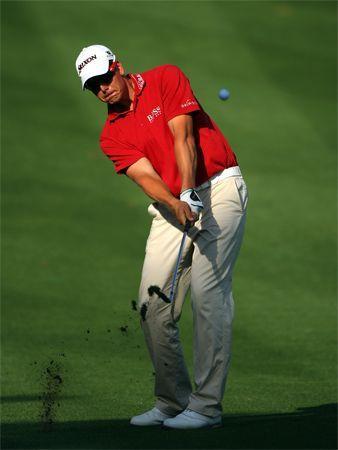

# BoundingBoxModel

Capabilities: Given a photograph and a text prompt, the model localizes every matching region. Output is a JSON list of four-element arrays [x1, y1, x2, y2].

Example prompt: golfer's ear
[[117, 61, 125, 75]]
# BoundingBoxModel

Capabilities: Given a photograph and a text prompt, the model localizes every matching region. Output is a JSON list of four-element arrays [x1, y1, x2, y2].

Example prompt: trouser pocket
[[147, 203, 158, 218], [234, 177, 248, 212]]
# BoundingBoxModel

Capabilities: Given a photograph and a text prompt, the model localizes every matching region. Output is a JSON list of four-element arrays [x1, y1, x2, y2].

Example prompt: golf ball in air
[[219, 88, 230, 100]]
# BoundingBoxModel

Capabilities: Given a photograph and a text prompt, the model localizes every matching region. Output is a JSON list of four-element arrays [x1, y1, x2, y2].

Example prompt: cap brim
[[81, 59, 110, 90]]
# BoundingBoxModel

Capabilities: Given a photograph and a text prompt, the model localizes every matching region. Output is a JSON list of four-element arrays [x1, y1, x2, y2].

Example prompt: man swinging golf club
[[75, 44, 248, 429]]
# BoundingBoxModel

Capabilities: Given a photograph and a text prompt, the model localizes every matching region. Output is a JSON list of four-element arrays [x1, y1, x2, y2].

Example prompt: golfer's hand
[[170, 199, 197, 226]]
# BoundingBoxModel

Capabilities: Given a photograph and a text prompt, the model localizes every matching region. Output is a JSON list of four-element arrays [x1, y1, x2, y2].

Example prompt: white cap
[[75, 44, 116, 89]]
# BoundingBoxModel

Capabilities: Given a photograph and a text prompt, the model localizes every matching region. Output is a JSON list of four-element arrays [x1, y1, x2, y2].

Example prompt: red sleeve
[[100, 123, 144, 174], [160, 65, 201, 122]]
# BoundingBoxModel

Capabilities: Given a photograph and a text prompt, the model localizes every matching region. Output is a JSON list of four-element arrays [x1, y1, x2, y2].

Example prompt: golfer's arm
[[168, 114, 197, 192], [126, 157, 179, 209]]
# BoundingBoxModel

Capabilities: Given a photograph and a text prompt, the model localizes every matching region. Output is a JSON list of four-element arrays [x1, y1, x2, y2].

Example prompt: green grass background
[[1, 1, 337, 449]]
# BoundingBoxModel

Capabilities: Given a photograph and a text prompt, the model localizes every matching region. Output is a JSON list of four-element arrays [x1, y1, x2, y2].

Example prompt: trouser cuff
[[188, 397, 222, 418], [155, 399, 186, 416]]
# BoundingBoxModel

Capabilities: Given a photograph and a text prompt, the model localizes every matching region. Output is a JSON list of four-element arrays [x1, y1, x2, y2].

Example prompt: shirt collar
[[108, 73, 145, 122]]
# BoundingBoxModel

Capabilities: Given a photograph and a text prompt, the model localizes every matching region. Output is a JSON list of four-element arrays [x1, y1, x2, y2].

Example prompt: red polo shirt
[[100, 65, 238, 197]]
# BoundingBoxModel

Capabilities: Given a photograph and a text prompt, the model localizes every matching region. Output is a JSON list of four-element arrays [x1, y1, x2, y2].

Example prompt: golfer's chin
[[106, 92, 122, 104], [99, 92, 118, 104]]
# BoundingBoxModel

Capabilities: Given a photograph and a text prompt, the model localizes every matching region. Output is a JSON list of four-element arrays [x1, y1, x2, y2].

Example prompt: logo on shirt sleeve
[[147, 106, 162, 123], [181, 98, 198, 108]]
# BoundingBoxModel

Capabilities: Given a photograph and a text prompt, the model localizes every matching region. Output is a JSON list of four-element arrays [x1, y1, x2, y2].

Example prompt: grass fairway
[[1, 1, 337, 449]]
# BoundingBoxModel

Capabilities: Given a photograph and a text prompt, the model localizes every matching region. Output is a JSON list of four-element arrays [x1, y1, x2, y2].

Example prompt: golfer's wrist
[[180, 182, 196, 193], [166, 197, 181, 210]]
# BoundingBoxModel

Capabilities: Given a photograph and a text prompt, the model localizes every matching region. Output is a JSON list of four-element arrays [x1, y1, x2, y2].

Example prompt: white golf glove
[[180, 188, 204, 216]]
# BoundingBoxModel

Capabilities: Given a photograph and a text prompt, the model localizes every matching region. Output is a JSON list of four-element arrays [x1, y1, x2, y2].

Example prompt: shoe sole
[[162, 422, 223, 430], [130, 421, 164, 426]]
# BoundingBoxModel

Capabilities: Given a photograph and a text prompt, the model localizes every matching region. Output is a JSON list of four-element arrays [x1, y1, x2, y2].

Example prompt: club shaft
[[169, 230, 188, 303]]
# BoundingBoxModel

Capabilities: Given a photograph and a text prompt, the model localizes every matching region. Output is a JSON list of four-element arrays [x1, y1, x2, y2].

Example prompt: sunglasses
[[85, 62, 117, 94]]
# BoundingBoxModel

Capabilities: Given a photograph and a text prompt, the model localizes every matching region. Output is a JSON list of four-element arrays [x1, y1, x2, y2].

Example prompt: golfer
[[75, 44, 248, 429]]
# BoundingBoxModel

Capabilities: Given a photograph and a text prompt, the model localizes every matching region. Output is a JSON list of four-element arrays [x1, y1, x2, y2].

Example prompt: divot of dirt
[[131, 300, 137, 311], [148, 285, 170, 303]]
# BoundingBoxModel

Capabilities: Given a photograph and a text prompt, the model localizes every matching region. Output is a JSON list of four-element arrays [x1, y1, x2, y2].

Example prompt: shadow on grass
[[1, 403, 337, 449]]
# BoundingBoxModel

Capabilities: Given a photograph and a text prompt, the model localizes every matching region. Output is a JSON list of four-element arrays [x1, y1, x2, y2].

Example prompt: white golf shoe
[[163, 409, 222, 429], [130, 407, 175, 426]]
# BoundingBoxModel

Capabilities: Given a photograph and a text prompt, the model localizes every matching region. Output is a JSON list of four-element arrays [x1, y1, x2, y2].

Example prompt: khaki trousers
[[138, 173, 248, 418]]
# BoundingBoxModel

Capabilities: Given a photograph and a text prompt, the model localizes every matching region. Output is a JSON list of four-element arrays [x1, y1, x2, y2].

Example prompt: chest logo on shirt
[[147, 106, 162, 123]]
